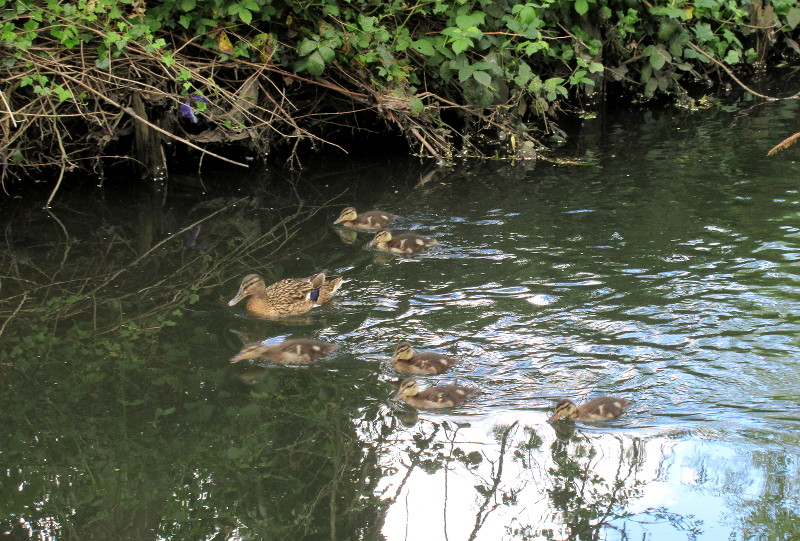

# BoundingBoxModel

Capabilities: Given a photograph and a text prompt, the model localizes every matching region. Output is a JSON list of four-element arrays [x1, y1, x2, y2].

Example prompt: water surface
[[2, 100, 800, 539]]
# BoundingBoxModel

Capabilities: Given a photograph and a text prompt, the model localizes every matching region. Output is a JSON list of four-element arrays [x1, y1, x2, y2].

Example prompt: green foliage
[[1, 0, 798, 172]]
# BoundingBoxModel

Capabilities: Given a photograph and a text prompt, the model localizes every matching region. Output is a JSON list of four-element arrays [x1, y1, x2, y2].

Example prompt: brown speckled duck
[[334, 207, 398, 231], [370, 229, 436, 254], [229, 339, 340, 364], [548, 397, 632, 423], [227, 272, 343, 318], [390, 342, 459, 375], [393, 378, 478, 409]]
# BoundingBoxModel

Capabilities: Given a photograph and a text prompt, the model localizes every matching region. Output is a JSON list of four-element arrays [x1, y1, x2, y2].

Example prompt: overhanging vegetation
[[1, 0, 799, 196]]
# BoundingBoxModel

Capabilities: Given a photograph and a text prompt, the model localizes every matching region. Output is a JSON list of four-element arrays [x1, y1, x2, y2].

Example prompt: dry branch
[[768, 132, 800, 156]]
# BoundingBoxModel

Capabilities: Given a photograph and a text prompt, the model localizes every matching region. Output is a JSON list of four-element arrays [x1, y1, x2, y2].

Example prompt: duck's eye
[[310, 288, 320, 302]]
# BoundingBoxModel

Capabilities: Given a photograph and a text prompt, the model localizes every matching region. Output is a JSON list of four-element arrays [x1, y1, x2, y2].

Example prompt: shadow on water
[[3, 101, 800, 539]]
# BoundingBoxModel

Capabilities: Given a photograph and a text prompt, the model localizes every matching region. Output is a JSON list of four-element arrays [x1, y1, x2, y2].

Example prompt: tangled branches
[[0, 5, 544, 202]]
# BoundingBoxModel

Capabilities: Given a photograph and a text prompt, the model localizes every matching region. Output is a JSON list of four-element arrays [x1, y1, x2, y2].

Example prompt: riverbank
[[2, 0, 799, 203]]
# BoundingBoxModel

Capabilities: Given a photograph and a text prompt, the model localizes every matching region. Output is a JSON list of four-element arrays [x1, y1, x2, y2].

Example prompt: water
[[2, 100, 800, 540]]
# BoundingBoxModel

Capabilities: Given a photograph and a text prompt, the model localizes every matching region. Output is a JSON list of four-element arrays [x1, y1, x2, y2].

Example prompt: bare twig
[[687, 42, 798, 100], [0, 293, 27, 340], [768, 132, 800, 156]]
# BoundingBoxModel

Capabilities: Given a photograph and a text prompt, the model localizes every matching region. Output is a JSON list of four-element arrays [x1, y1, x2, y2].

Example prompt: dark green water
[[2, 99, 800, 540]]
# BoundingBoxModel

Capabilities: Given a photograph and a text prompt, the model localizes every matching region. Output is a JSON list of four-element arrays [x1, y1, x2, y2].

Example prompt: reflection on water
[[3, 101, 800, 539]]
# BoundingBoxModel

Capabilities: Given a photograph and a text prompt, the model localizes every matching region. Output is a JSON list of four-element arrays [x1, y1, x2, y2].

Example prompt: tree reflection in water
[[379, 415, 719, 540]]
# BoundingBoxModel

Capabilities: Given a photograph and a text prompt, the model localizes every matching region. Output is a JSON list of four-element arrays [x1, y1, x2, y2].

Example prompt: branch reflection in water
[[378, 412, 707, 540]]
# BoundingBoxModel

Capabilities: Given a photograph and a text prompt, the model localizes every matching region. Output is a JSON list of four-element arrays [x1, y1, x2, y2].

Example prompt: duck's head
[[392, 342, 415, 361], [394, 378, 420, 400], [334, 207, 358, 224], [548, 399, 578, 423], [370, 229, 392, 246], [228, 274, 265, 306], [229, 342, 268, 363]]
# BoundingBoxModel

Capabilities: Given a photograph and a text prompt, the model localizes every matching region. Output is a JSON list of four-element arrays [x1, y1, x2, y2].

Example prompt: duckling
[[393, 378, 478, 409], [548, 397, 632, 423], [370, 229, 436, 254], [334, 207, 398, 231], [227, 272, 342, 317], [390, 342, 459, 375], [229, 339, 340, 364]]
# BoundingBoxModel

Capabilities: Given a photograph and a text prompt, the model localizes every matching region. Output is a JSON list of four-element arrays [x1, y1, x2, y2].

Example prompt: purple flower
[[191, 94, 210, 103], [180, 101, 198, 123]]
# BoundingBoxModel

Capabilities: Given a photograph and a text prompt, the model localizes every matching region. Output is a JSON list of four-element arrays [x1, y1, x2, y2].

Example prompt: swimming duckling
[[370, 229, 436, 254], [334, 207, 398, 231], [229, 339, 340, 364], [227, 272, 342, 317], [393, 378, 478, 409], [548, 397, 631, 423], [390, 342, 459, 375]]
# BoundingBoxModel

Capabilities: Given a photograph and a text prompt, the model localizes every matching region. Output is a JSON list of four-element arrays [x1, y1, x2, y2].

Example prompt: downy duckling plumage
[[548, 397, 631, 423], [370, 229, 436, 254], [334, 207, 397, 231], [390, 342, 459, 375], [229, 339, 340, 364], [393, 378, 478, 409]]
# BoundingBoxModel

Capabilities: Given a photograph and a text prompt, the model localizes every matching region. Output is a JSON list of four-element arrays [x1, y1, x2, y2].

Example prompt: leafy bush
[[1, 0, 798, 189]]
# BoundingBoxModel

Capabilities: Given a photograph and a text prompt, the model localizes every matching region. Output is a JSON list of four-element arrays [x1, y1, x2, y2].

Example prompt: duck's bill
[[228, 290, 246, 306], [547, 413, 562, 424], [229, 353, 247, 363], [393, 390, 406, 401]]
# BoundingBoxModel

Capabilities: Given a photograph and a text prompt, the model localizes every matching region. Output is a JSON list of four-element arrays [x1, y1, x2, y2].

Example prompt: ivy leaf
[[239, 8, 252, 25], [395, 32, 411, 51], [306, 51, 325, 75], [456, 12, 484, 29], [297, 38, 318, 57], [409, 95, 424, 114], [649, 52, 665, 69], [569, 69, 588, 85], [788, 7, 800, 30], [451, 37, 472, 55], [693, 23, 715, 43], [180, 0, 195, 10], [647, 45, 671, 70], [694, 0, 716, 9], [318, 44, 335, 62], [472, 70, 492, 87], [724, 49, 740, 64], [574, 0, 589, 16]]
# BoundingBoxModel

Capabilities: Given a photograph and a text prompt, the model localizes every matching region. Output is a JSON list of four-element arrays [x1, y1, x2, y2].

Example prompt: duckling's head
[[394, 378, 420, 400], [371, 229, 392, 246], [228, 274, 265, 306], [392, 342, 415, 361], [548, 399, 578, 423], [229, 342, 268, 363], [334, 207, 358, 224]]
